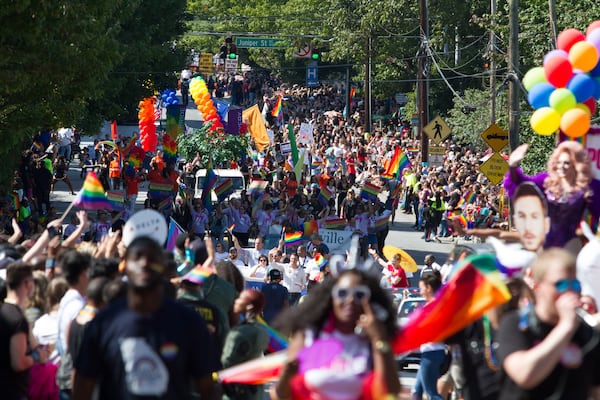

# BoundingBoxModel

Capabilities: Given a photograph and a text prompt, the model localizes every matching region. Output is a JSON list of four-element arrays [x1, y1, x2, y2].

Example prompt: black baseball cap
[[269, 269, 282, 280]]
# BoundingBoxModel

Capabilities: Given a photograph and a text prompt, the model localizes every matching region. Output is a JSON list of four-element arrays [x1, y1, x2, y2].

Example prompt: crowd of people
[[0, 70, 599, 400]]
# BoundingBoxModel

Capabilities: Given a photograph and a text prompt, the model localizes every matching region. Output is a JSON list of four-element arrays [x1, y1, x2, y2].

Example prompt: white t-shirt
[[57, 289, 85, 355]]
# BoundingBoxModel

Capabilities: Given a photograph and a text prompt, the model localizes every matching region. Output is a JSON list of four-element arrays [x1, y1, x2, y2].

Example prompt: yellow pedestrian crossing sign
[[423, 116, 451, 144]]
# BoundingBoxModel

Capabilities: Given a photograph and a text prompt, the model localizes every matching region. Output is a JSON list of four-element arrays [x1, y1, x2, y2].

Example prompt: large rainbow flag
[[391, 253, 511, 354], [73, 172, 113, 210], [257, 316, 288, 353]]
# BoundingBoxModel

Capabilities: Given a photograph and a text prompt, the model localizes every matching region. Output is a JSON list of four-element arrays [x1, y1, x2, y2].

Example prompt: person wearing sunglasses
[[497, 248, 600, 400], [270, 269, 400, 400]]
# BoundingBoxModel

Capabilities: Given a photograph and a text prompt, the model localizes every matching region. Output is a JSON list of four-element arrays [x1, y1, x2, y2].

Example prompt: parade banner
[[320, 229, 354, 254]]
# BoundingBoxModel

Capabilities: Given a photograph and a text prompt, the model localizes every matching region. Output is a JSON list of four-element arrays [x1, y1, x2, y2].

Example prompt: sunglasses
[[553, 278, 581, 294], [332, 285, 371, 304]]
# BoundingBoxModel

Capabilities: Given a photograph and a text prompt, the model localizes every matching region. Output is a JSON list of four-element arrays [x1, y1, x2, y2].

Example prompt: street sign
[[225, 56, 238, 72], [428, 145, 445, 168], [235, 37, 288, 48], [479, 152, 509, 185], [199, 53, 213, 74], [306, 62, 318, 88], [481, 123, 509, 152], [395, 93, 409, 105], [423, 116, 451, 144], [293, 42, 312, 58]]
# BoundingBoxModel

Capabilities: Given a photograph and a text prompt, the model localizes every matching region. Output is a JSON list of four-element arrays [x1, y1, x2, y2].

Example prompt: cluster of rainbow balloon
[[524, 20, 600, 138], [161, 89, 180, 106], [189, 77, 224, 131], [138, 98, 158, 152]]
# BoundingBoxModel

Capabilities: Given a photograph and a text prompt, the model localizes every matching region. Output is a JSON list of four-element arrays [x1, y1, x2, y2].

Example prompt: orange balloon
[[560, 108, 590, 138], [201, 92, 211, 102], [569, 41, 599, 72]]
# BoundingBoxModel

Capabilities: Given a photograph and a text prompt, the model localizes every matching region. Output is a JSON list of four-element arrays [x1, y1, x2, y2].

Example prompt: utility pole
[[508, 0, 519, 150], [364, 35, 372, 134], [490, 0, 497, 124], [418, 0, 429, 163], [548, 0, 557, 47], [345, 63, 351, 119]]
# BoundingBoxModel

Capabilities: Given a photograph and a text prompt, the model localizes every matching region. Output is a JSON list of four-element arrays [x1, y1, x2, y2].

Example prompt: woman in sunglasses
[[270, 269, 400, 400]]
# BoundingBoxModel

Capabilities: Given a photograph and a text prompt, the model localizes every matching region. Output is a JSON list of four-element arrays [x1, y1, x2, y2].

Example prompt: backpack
[[439, 346, 452, 376]]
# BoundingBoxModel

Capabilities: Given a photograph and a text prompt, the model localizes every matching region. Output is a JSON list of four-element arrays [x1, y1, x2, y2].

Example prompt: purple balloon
[[528, 82, 555, 109], [567, 73, 596, 103], [588, 28, 600, 53], [543, 49, 569, 66]]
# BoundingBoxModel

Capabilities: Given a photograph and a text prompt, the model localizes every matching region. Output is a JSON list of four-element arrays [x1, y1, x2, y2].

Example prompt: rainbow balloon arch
[[524, 20, 600, 138]]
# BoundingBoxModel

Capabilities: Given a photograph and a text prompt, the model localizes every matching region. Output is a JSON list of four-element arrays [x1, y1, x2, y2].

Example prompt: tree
[[177, 123, 250, 167]]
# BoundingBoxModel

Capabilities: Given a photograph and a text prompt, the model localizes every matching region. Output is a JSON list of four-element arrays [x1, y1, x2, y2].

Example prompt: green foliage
[[177, 123, 250, 167]]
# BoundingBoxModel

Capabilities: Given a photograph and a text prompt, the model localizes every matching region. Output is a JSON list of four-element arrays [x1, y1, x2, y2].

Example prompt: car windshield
[[399, 300, 424, 317]]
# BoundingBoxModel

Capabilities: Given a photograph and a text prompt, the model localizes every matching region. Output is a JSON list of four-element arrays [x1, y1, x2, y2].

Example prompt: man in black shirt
[[497, 248, 600, 400]]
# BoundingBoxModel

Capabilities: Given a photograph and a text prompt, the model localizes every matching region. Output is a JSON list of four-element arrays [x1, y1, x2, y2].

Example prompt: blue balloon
[[567, 73, 596, 103], [528, 82, 555, 109], [172, 99, 179, 105], [161, 94, 168, 101], [590, 62, 600, 78]]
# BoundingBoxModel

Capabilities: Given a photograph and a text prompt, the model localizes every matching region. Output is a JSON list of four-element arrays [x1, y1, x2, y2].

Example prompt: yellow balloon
[[575, 103, 591, 116], [560, 108, 590, 138], [530, 107, 561, 135]]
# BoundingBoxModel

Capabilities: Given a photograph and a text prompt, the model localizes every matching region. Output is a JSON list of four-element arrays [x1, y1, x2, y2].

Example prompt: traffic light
[[311, 47, 320, 60], [228, 44, 237, 59]]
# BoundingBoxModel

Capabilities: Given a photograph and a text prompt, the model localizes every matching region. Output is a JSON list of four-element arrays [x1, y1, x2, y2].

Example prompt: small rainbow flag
[[407, 147, 420, 153], [318, 186, 332, 206], [303, 220, 319, 237], [257, 316, 288, 353], [314, 252, 328, 270], [360, 181, 381, 202], [227, 223, 236, 231], [214, 178, 234, 202], [349, 87, 356, 106], [8, 192, 20, 211], [324, 218, 346, 230], [370, 215, 390, 232], [311, 160, 322, 170], [453, 213, 467, 228], [456, 198, 466, 209], [464, 191, 477, 204], [148, 181, 174, 199], [166, 217, 185, 252], [183, 264, 215, 284], [73, 172, 113, 210], [106, 191, 125, 210], [248, 179, 268, 195], [202, 161, 218, 211], [284, 231, 303, 247], [271, 96, 282, 118], [382, 147, 410, 179]]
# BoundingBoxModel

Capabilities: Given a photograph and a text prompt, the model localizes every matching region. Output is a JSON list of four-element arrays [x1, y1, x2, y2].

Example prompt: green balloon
[[523, 67, 547, 91], [549, 88, 576, 114]]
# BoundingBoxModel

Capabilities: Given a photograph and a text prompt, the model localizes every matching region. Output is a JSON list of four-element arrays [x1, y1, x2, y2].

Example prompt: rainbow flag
[[360, 181, 381, 202], [148, 181, 174, 199], [216, 350, 287, 384], [370, 215, 390, 232], [166, 217, 185, 251], [73, 172, 113, 210], [202, 161, 218, 211], [318, 186, 332, 206], [303, 220, 319, 237], [271, 96, 282, 118], [324, 218, 346, 230], [183, 264, 215, 285], [31, 141, 44, 153], [257, 316, 288, 353], [464, 191, 477, 204], [106, 191, 125, 210], [314, 252, 328, 270], [349, 87, 356, 106], [383, 147, 410, 179], [284, 231, 303, 247], [456, 197, 466, 209], [407, 147, 420, 153], [392, 253, 510, 354], [214, 178, 234, 202], [248, 179, 268, 195], [252, 192, 267, 218], [8, 192, 20, 211], [311, 160, 322, 170]]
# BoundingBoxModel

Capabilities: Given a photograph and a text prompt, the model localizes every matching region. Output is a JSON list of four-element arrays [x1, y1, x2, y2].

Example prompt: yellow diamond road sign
[[481, 123, 509, 152], [479, 152, 509, 185], [423, 116, 451, 144]]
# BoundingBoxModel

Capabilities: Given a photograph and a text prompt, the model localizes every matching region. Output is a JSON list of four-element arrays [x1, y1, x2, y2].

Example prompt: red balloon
[[587, 21, 600, 36], [557, 28, 585, 52], [544, 53, 573, 88], [583, 97, 597, 115]]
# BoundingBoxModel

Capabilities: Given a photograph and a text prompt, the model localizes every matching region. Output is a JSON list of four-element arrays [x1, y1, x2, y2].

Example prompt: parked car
[[395, 296, 426, 370]]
